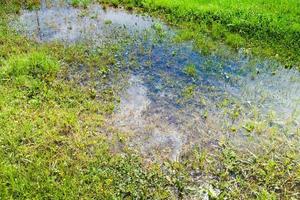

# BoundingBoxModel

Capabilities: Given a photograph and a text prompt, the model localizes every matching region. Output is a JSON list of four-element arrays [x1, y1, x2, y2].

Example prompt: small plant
[[173, 30, 195, 43], [104, 19, 112, 25], [211, 22, 227, 39], [71, 0, 91, 8], [71, 0, 80, 7], [194, 36, 217, 55], [152, 23, 166, 37], [183, 64, 197, 78], [243, 121, 256, 132], [111, 0, 119, 7], [24, 0, 40, 10], [182, 84, 196, 99], [153, 23, 163, 32], [225, 33, 246, 49]]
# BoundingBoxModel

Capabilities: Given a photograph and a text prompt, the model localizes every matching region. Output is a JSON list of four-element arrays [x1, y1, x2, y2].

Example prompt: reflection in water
[[13, 1, 300, 160], [13, 3, 155, 43], [117, 38, 300, 160], [113, 75, 183, 161]]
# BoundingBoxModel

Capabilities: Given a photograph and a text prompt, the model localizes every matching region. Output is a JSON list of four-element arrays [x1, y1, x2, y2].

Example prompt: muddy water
[[14, 1, 300, 161]]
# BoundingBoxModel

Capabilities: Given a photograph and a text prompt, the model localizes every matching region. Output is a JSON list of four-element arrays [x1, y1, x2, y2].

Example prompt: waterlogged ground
[[13, 0, 156, 43], [13, 0, 300, 161], [117, 41, 300, 160]]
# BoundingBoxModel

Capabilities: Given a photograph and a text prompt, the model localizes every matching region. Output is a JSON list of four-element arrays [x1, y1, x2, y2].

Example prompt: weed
[[225, 33, 246, 48], [183, 64, 197, 78], [104, 19, 112, 25], [71, 0, 91, 8], [182, 84, 196, 100]]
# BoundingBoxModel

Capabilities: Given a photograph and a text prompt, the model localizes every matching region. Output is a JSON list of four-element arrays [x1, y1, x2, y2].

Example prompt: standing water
[[13, 0, 300, 161]]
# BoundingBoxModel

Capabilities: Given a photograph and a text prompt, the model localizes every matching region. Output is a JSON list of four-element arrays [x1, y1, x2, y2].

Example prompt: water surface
[[13, 0, 300, 161]]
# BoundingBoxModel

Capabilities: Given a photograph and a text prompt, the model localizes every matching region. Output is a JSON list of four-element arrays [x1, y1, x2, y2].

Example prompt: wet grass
[[99, 0, 300, 69], [184, 141, 300, 199], [97, 1, 300, 198], [0, 1, 190, 199], [183, 64, 197, 78], [1, 0, 300, 199], [71, 0, 91, 8]]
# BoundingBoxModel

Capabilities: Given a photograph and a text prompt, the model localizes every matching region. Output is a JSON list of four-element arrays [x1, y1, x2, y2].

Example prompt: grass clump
[[104, 19, 112, 25], [182, 84, 196, 100], [1, 52, 60, 80], [0, 0, 40, 10], [183, 64, 197, 78], [225, 33, 246, 48], [71, 0, 91, 8]]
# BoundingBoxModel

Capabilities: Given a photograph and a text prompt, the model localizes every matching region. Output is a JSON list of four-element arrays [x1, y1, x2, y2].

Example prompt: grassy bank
[[100, 0, 300, 68], [0, 1, 300, 199]]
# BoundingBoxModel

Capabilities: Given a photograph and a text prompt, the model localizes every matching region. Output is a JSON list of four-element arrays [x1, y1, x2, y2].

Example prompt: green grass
[[71, 0, 92, 8], [0, 0, 300, 199], [0, 40, 171, 199], [1, 52, 60, 79], [183, 64, 197, 78], [0, 1, 188, 199], [185, 142, 300, 199], [100, 0, 300, 68]]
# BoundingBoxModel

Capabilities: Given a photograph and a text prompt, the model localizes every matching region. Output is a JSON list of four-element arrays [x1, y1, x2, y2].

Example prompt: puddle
[[116, 39, 300, 159], [12, 1, 156, 43], [112, 75, 183, 160], [13, 0, 300, 161]]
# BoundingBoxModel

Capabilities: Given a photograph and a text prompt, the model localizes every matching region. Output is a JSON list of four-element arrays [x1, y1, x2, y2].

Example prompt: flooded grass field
[[13, 0, 300, 161], [2, 0, 300, 198]]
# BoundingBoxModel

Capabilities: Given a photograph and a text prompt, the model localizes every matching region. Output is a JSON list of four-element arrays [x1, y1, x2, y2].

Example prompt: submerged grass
[[0, 0, 300, 199], [0, 1, 188, 199], [185, 141, 300, 199], [71, 0, 92, 8], [183, 64, 197, 78], [99, 0, 300, 68]]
